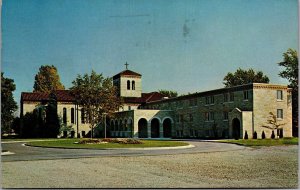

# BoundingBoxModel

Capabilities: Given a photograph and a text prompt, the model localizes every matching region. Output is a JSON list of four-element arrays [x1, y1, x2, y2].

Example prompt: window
[[205, 97, 210, 105], [206, 96, 214, 104], [205, 112, 214, 121], [210, 96, 214, 104], [189, 99, 197, 106], [63, 108, 67, 124], [277, 90, 283, 100], [127, 80, 130, 90], [71, 108, 75, 124], [81, 108, 85, 124], [189, 113, 193, 122], [223, 93, 228, 102], [223, 111, 229, 120], [128, 106, 131, 110], [243, 91, 249, 100], [132, 81, 135, 90], [277, 109, 283, 119], [230, 92, 234, 101], [180, 115, 184, 123]]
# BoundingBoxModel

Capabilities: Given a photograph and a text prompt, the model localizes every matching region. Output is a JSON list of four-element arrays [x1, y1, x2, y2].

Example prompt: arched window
[[132, 81, 135, 90], [127, 80, 130, 90], [81, 108, 85, 124], [71, 108, 75, 124], [63, 108, 67, 124]]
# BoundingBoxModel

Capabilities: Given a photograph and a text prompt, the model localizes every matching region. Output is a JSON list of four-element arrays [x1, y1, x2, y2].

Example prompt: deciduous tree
[[33, 65, 65, 93], [278, 48, 298, 136], [158, 90, 178, 98], [223, 68, 269, 87], [1, 73, 18, 135], [70, 70, 122, 138]]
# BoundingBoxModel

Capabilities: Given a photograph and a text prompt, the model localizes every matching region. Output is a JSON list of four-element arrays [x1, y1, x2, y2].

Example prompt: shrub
[[262, 131, 266, 139], [102, 138, 143, 144], [78, 139, 101, 144], [253, 131, 257, 139], [271, 130, 275, 139], [244, 131, 248, 139]]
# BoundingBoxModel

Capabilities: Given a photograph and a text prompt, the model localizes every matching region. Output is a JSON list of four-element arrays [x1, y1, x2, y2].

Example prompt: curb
[[23, 143, 195, 150]]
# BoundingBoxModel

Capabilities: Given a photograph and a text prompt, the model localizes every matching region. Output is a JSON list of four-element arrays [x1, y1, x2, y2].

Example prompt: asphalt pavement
[[1, 139, 248, 162]]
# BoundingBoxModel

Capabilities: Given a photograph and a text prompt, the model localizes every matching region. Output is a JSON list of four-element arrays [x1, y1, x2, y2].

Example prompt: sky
[[1, 0, 299, 114]]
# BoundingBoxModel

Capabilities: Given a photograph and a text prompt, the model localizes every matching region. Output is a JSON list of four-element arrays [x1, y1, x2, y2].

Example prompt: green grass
[[26, 139, 189, 149], [219, 137, 298, 147]]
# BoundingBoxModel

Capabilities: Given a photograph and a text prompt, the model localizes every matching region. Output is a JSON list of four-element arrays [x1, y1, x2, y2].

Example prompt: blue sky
[[2, 0, 298, 113]]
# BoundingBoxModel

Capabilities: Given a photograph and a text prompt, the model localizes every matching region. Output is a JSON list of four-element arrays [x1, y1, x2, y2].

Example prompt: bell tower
[[113, 63, 142, 98]]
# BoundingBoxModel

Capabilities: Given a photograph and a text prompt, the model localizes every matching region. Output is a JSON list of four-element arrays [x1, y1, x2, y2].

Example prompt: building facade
[[20, 68, 293, 139]]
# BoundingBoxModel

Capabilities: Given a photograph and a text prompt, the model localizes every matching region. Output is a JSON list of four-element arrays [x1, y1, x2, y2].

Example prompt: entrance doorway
[[232, 118, 241, 140], [151, 118, 160, 138], [138, 118, 148, 138], [163, 118, 172, 137]]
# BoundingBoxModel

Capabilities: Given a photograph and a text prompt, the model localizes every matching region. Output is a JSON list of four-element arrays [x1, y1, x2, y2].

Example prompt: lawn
[[219, 137, 298, 146], [26, 139, 189, 149]]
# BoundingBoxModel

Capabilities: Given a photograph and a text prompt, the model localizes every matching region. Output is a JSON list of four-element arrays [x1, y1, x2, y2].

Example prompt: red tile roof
[[123, 92, 166, 104], [21, 90, 75, 102], [113, 69, 141, 80]]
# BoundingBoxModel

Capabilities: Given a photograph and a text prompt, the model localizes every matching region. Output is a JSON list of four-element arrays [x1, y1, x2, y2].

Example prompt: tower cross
[[125, 62, 129, 70]]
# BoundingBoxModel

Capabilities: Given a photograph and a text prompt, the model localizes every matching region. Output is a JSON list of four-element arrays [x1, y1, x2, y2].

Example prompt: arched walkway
[[138, 118, 148, 138], [151, 118, 160, 138], [163, 118, 172, 138], [232, 118, 241, 140]]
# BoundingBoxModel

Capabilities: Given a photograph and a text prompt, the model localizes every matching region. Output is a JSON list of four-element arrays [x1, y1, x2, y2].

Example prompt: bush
[[271, 130, 275, 139], [253, 131, 257, 139], [244, 131, 248, 139], [262, 131, 266, 139], [102, 138, 143, 144], [78, 139, 101, 144]]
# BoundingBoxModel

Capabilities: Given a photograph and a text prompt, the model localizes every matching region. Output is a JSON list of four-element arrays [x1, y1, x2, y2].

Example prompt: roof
[[113, 69, 142, 80], [123, 92, 166, 104], [21, 90, 75, 102]]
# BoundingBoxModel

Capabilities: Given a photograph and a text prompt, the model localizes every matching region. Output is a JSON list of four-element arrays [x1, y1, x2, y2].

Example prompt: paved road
[[1, 140, 248, 162]]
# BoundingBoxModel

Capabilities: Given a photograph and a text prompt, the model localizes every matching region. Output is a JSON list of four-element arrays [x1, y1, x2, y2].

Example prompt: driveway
[[1, 140, 248, 162]]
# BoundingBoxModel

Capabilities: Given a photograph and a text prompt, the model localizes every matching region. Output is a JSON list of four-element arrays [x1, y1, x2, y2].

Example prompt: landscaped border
[[25, 139, 192, 149]]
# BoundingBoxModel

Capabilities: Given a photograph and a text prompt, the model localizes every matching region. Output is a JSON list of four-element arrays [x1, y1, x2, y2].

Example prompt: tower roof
[[113, 69, 142, 80]]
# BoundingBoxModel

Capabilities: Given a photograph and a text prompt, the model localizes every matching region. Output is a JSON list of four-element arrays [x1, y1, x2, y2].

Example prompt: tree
[[278, 48, 298, 136], [33, 65, 65, 93], [1, 73, 18, 135], [70, 70, 122, 138], [158, 90, 178, 98], [261, 112, 285, 138], [223, 68, 269, 87]]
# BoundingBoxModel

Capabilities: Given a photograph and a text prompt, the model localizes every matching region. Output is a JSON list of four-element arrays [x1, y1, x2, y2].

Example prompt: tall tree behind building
[[223, 68, 269, 87], [1, 73, 18, 135], [278, 48, 298, 136], [158, 90, 178, 98], [33, 65, 65, 93]]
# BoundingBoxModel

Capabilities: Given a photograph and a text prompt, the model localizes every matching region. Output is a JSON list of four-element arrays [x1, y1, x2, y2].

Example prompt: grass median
[[26, 139, 189, 149], [219, 137, 298, 147]]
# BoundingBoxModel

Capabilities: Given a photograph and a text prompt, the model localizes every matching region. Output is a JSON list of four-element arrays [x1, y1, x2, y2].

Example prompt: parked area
[[2, 144, 298, 188]]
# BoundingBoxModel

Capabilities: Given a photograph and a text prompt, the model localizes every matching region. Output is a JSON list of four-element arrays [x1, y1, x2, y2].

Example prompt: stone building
[[20, 68, 293, 139]]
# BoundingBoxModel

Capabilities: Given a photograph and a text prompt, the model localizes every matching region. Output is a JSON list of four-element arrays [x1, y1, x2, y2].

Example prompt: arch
[[115, 120, 119, 131], [232, 118, 241, 140], [138, 118, 148, 138], [63, 108, 67, 124], [110, 121, 115, 131], [162, 117, 174, 124], [132, 81, 135, 90], [163, 118, 172, 138], [127, 80, 130, 90], [150, 117, 162, 124], [151, 118, 160, 138]]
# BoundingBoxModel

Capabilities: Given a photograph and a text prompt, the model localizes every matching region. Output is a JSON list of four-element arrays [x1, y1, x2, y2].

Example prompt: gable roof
[[113, 69, 142, 80], [21, 90, 75, 102]]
